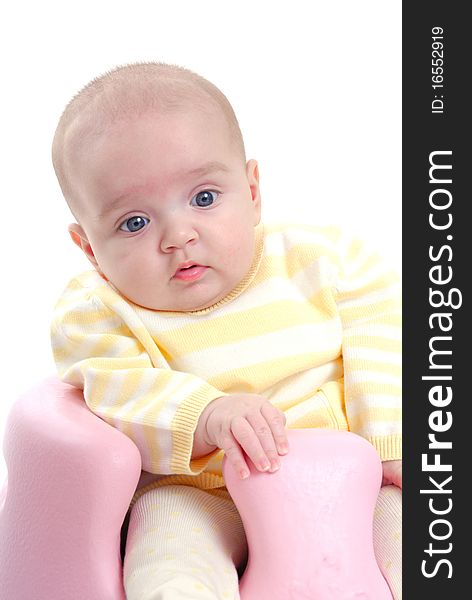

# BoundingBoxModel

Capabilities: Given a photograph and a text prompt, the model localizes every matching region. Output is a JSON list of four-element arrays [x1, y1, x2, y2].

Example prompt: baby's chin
[[120, 287, 230, 313], [106, 268, 241, 313]]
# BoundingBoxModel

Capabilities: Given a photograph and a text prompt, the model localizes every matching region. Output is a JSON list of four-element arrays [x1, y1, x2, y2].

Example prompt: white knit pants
[[124, 485, 402, 600]]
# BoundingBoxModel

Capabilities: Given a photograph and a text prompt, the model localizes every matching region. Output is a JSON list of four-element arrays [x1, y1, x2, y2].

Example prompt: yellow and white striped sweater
[[51, 223, 402, 490]]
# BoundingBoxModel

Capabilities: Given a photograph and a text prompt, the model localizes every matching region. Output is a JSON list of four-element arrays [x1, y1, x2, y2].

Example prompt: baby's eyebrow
[[96, 194, 140, 220], [184, 161, 230, 178]]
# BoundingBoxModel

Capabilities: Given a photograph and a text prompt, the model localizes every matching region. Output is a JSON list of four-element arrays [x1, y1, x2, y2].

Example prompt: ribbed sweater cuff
[[369, 434, 402, 461], [171, 385, 226, 475]]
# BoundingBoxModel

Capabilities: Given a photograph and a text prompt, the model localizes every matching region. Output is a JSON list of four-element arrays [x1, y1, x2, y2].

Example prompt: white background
[[0, 0, 401, 481]]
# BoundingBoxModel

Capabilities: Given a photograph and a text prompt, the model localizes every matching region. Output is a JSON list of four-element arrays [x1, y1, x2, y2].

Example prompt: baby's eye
[[190, 190, 218, 208], [119, 216, 150, 232]]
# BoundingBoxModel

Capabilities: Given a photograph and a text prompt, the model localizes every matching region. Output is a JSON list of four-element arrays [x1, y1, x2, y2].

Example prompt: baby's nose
[[160, 223, 199, 252]]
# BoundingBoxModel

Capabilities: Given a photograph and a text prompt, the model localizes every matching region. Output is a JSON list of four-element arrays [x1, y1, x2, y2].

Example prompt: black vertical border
[[403, 2, 469, 597]]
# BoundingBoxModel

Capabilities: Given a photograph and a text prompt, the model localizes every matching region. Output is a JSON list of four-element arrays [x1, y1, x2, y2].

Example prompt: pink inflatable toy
[[0, 378, 392, 599], [0, 377, 142, 600], [223, 429, 393, 599]]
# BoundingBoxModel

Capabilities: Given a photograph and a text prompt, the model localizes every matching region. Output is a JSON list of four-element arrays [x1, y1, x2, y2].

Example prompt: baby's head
[[52, 62, 261, 312]]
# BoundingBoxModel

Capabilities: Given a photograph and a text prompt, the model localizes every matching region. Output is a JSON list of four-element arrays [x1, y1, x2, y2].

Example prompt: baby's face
[[67, 107, 261, 311]]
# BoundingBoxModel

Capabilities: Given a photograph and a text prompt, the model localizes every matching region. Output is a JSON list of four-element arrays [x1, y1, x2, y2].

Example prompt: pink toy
[[223, 429, 393, 599], [1, 379, 392, 599], [0, 377, 142, 600]]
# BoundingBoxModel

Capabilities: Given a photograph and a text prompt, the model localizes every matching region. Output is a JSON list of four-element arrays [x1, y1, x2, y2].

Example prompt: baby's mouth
[[173, 262, 209, 282]]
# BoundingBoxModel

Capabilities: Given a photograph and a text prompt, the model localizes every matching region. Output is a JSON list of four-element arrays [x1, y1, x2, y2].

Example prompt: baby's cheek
[[105, 255, 142, 289], [232, 231, 255, 264]]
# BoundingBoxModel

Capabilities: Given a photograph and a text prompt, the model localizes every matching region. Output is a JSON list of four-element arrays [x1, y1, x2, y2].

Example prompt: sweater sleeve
[[334, 235, 402, 461], [50, 278, 223, 475]]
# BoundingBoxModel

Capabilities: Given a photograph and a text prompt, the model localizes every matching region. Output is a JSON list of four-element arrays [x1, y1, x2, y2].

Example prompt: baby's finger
[[220, 431, 251, 480], [245, 412, 280, 472], [230, 416, 271, 473], [260, 401, 289, 455]]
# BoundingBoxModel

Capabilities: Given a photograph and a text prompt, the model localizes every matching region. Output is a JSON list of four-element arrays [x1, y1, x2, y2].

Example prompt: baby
[[51, 62, 402, 599]]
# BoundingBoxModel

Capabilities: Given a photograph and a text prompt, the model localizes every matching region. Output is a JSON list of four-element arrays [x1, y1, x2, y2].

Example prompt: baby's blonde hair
[[52, 62, 246, 209]]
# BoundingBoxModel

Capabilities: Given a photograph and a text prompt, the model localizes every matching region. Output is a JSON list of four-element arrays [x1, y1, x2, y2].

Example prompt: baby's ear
[[246, 159, 262, 225], [68, 223, 99, 268]]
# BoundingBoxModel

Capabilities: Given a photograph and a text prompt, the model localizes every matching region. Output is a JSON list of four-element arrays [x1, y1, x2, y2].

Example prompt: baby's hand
[[201, 394, 289, 479], [382, 459, 402, 488]]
